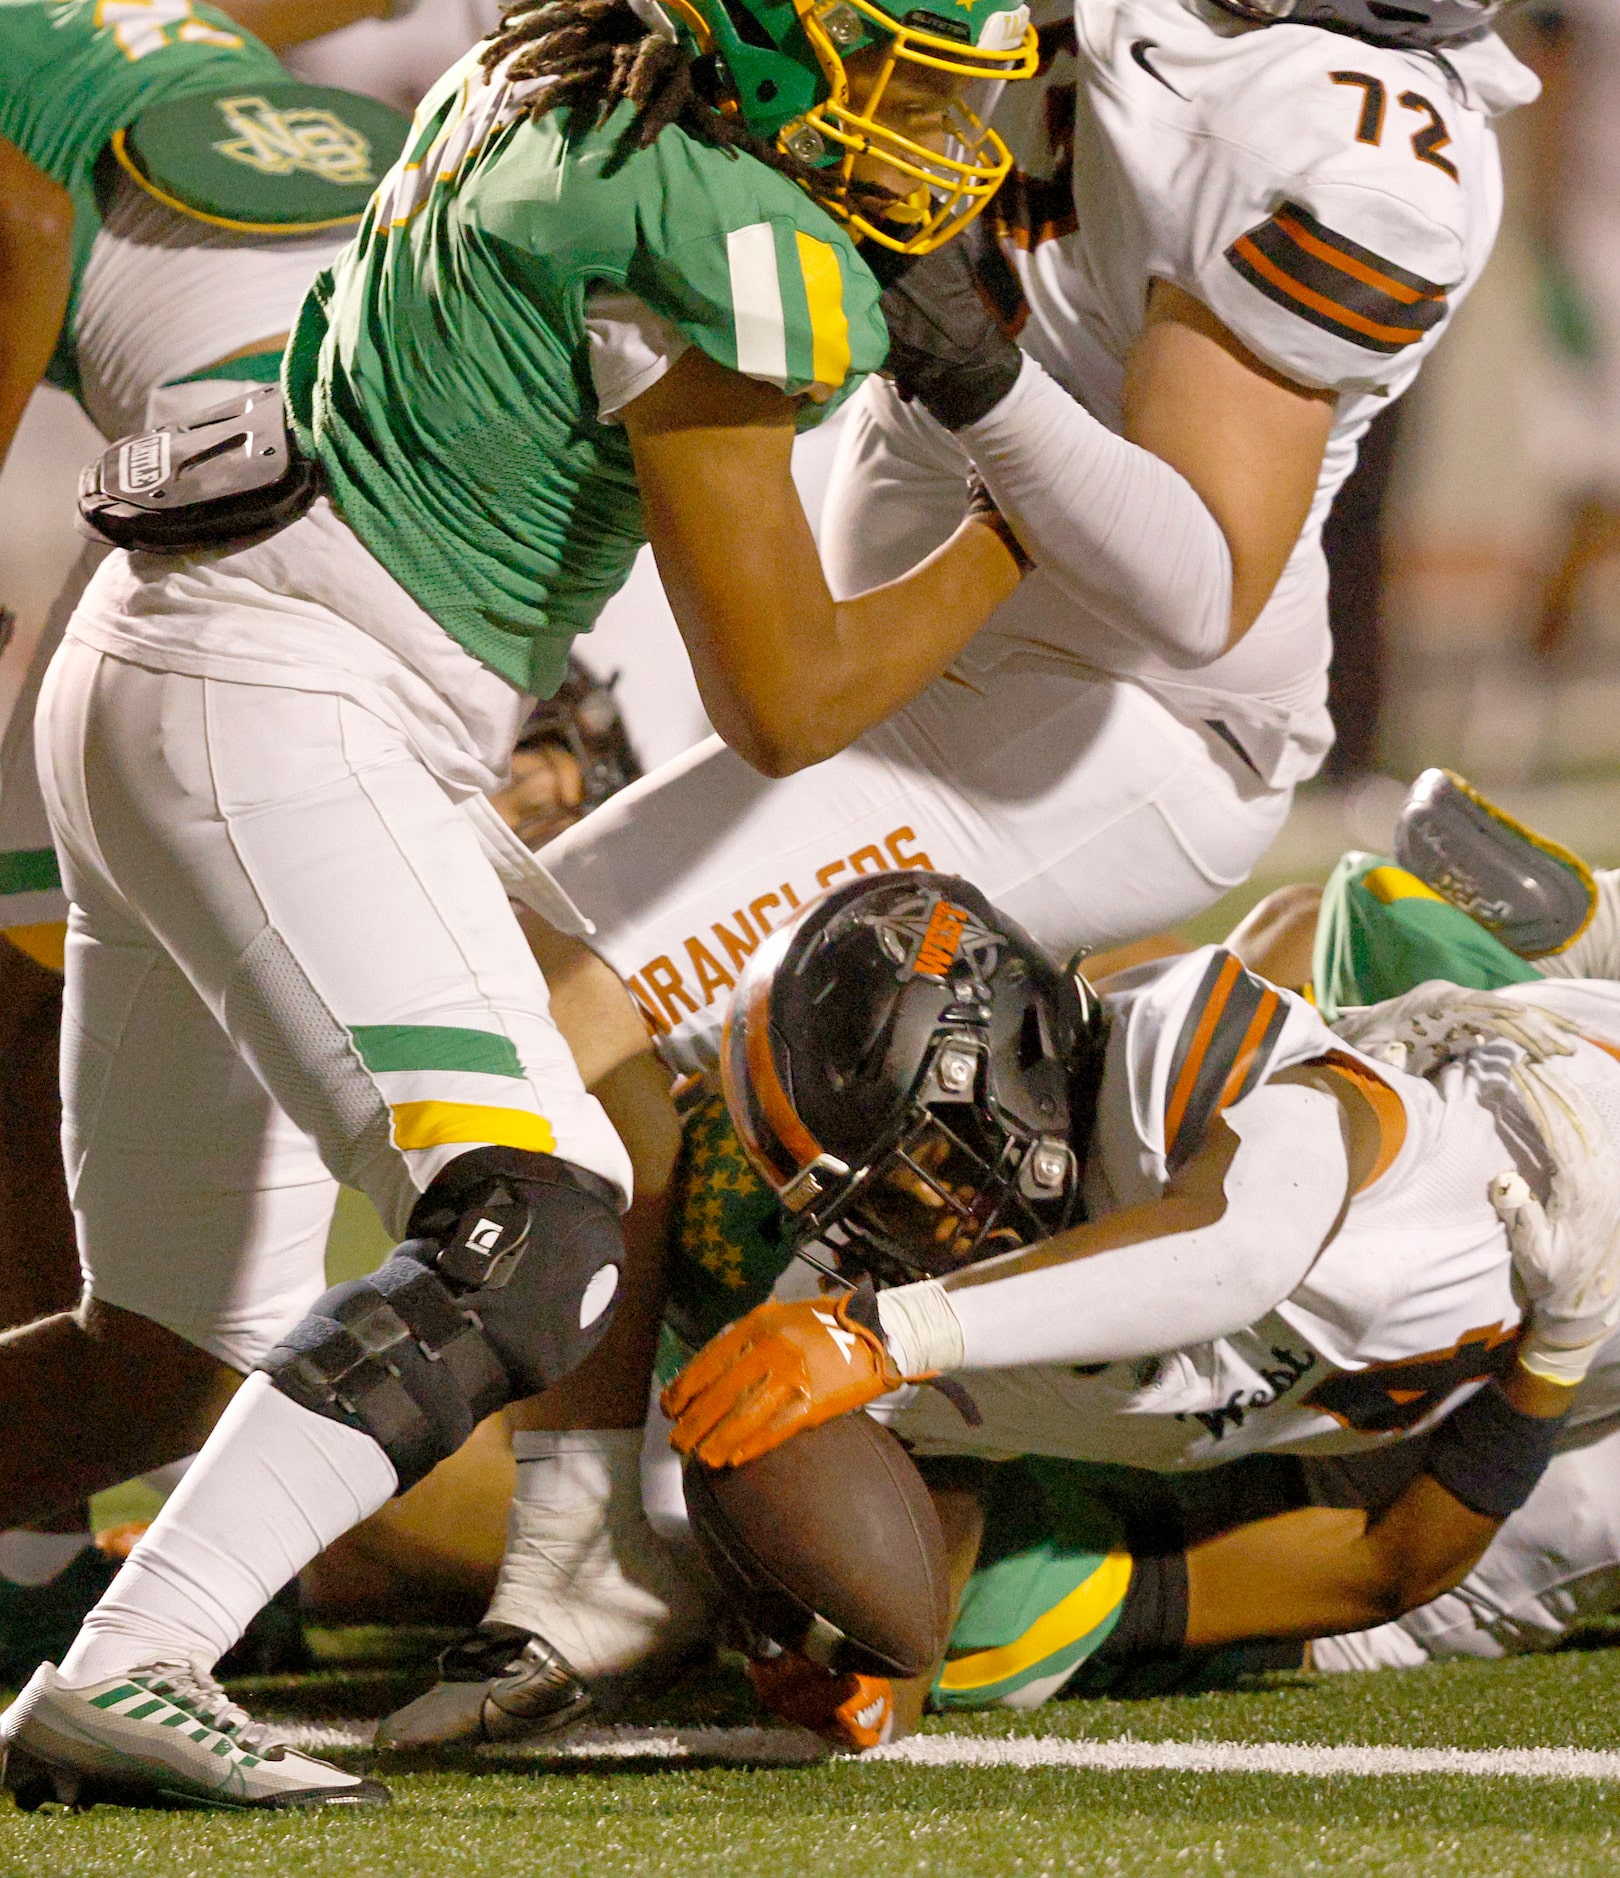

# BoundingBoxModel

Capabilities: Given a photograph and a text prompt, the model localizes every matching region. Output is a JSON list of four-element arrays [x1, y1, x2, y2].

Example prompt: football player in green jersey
[[0, 0, 417, 1689], [0, 0, 1042, 1811]]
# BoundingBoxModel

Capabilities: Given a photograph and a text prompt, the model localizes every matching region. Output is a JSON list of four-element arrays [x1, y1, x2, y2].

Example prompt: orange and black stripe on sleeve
[[1162, 950, 1289, 1170], [1225, 201, 1450, 356]]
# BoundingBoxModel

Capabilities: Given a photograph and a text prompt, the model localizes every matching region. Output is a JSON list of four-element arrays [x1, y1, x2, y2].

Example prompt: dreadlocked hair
[[480, 0, 884, 212]]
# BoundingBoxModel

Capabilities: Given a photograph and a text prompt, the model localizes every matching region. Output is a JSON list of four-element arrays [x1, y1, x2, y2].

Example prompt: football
[[683, 1411, 952, 1679]]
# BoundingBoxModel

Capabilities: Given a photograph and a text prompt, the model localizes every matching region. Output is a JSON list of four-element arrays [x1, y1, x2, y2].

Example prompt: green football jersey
[[0, 0, 284, 394], [284, 51, 890, 699]]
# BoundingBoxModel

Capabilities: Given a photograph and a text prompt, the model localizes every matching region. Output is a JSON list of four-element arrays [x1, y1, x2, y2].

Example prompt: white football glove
[[1490, 1053, 1620, 1387], [1336, 982, 1620, 1385], [1334, 982, 1580, 1078]]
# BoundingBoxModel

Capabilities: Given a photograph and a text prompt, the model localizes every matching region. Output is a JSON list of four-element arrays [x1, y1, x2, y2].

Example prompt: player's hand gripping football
[[662, 1284, 918, 1468]]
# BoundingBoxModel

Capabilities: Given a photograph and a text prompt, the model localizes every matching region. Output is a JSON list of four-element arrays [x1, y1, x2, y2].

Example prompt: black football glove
[[872, 224, 1024, 432]]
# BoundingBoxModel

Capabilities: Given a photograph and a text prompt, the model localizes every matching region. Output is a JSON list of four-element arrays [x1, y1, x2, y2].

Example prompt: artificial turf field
[[14, 867, 1620, 1876], [5, 1633, 1620, 1875]]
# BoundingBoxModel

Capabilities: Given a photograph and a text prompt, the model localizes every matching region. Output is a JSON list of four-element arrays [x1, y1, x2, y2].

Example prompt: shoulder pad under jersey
[[1185, 31, 1507, 393], [1107, 946, 1332, 1171]]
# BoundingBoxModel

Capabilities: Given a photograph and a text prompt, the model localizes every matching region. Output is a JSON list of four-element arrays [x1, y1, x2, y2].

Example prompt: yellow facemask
[[783, 0, 1037, 255]]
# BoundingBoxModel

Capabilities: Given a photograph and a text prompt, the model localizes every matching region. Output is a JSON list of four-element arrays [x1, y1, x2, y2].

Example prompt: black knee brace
[[259, 1148, 624, 1490]]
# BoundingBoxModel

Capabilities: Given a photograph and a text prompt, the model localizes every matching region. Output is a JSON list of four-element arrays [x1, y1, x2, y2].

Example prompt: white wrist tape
[[958, 356, 1234, 670], [938, 1082, 1349, 1371], [876, 1279, 967, 1377]]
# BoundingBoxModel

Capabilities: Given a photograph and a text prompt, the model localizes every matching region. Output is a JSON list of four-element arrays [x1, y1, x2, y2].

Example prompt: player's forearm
[[1186, 1366, 1570, 1645], [681, 514, 1021, 777], [877, 1082, 1349, 1374], [633, 349, 1022, 778], [1184, 1485, 1495, 1647], [806, 517, 1023, 758], [0, 145, 73, 474], [957, 355, 1236, 670]]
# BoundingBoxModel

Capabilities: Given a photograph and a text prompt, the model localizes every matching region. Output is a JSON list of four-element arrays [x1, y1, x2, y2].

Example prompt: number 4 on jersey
[[1331, 71, 1460, 180]]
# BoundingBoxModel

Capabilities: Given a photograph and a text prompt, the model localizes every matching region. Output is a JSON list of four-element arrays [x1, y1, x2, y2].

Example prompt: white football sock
[[57, 1373, 396, 1687], [1537, 870, 1620, 982], [483, 1427, 712, 1678], [0, 1530, 93, 1587]]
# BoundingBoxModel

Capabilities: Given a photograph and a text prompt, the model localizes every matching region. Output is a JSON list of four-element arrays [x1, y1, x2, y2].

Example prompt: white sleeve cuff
[[585, 285, 691, 423], [876, 1279, 967, 1376]]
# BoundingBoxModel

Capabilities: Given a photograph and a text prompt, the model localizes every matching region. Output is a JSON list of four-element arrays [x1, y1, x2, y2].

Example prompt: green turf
[[6, 1642, 1620, 1876]]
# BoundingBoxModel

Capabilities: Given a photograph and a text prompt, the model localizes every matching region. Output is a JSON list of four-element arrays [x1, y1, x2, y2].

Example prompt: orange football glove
[[747, 1650, 895, 1752], [662, 1287, 914, 1468]]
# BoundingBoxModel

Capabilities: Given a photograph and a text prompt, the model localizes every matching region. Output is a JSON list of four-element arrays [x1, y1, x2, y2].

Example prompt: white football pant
[[36, 627, 630, 1372]]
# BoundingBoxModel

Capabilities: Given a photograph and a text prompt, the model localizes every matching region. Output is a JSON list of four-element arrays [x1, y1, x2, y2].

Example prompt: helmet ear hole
[[1018, 997, 1051, 1073]]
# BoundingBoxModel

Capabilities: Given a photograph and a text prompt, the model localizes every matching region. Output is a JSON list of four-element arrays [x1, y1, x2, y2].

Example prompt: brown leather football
[[683, 1412, 951, 1679]]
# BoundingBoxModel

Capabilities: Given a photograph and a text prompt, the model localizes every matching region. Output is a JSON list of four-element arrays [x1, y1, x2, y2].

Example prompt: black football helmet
[[720, 871, 1106, 1288]]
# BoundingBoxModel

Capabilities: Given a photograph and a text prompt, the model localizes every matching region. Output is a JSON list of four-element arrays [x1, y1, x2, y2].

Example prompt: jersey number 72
[[1331, 72, 1459, 182]]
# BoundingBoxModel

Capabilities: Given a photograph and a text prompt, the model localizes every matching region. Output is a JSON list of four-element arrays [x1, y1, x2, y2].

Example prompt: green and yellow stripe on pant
[[932, 1460, 1136, 1712], [350, 1023, 556, 1156]]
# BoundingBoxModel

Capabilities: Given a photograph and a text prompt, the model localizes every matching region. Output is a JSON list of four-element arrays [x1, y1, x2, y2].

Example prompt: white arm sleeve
[[957, 354, 1234, 670], [876, 1081, 1348, 1374]]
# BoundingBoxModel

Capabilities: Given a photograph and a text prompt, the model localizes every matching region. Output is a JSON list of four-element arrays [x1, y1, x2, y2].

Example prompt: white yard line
[[274, 1721, 1620, 1779], [871, 1736, 1620, 1780]]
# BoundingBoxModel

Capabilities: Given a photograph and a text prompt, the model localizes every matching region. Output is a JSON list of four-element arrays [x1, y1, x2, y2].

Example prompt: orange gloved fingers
[[830, 1676, 894, 1752], [666, 1347, 783, 1456], [693, 1386, 817, 1469], [660, 1305, 776, 1418], [747, 1652, 893, 1752], [667, 1293, 907, 1466]]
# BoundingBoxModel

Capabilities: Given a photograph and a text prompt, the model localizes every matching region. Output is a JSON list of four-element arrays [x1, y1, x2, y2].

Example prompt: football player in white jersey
[[658, 869, 1618, 1735], [671, 873, 1615, 1479], [534, 0, 1538, 1083]]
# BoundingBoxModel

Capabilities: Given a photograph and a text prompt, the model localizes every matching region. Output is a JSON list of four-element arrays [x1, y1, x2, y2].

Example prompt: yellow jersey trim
[[936, 1549, 1134, 1694], [390, 1100, 556, 1155]]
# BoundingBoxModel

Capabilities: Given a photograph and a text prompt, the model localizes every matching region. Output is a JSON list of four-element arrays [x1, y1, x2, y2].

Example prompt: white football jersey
[[960, 0, 1539, 781], [886, 949, 1609, 1472]]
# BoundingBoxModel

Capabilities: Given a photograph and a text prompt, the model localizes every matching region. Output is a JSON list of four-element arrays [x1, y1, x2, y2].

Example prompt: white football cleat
[[0, 1660, 390, 1811], [375, 1623, 592, 1751], [376, 1495, 717, 1752]]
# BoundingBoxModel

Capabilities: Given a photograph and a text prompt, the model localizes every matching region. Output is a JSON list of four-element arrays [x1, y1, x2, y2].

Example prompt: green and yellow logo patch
[[212, 94, 376, 186]]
